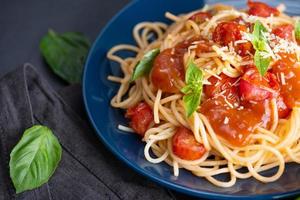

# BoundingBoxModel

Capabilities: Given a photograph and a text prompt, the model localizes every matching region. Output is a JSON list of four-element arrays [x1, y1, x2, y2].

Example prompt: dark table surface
[[0, 0, 193, 199], [0, 0, 130, 90]]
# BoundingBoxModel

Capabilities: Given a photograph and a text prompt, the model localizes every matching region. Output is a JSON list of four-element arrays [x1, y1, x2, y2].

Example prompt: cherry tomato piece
[[212, 22, 247, 46], [248, 0, 279, 17], [272, 24, 294, 41], [151, 49, 184, 93], [151, 38, 199, 93], [125, 102, 153, 136], [204, 74, 238, 98], [189, 11, 212, 24], [239, 68, 280, 102], [172, 127, 206, 160]]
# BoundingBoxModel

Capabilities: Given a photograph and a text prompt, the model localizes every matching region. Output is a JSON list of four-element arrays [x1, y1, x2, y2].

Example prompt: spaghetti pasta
[[107, 1, 300, 187]]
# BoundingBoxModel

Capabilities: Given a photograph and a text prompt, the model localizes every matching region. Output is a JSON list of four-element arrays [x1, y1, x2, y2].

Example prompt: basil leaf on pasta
[[183, 92, 202, 118], [295, 21, 300, 41], [253, 20, 268, 49], [181, 60, 203, 117], [131, 48, 160, 81], [9, 125, 62, 194], [249, 21, 271, 76], [254, 51, 271, 76]]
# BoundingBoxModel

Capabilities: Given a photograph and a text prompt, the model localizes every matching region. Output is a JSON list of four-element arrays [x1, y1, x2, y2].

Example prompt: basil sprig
[[295, 20, 300, 41], [131, 48, 160, 81], [40, 30, 90, 84], [249, 20, 272, 76], [181, 60, 204, 117], [10, 125, 62, 194]]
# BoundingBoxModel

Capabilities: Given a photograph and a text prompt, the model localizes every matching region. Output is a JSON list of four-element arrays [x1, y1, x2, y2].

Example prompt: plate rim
[[82, 0, 300, 199]]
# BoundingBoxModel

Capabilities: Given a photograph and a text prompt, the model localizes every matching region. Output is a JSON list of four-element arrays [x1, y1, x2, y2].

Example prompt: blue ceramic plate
[[83, 0, 300, 199]]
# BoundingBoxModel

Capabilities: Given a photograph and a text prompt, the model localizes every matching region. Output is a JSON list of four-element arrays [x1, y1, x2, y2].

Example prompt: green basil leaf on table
[[40, 29, 90, 83], [9, 125, 62, 194], [181, 60, 204, 117], [131, 48, 160, 81]]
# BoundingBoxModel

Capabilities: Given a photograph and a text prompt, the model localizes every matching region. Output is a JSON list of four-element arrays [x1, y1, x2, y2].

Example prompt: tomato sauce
[[272, 53, 300, 108], [200, 93, 271, 147], [199, 53, 300, 147], [151, 37, 204, 93], [148, 2, 298, 147]]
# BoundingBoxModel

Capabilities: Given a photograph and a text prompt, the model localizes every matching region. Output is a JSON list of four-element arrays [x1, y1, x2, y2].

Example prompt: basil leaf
[[182, 60, 203, 117], [252, 21, 268, 50], [254, 51, 271, 76], [248, 21, 272, 76], [185, 61, 203, 85], [183, 92, 202, 117], [295, 21, 300, 41], [40, 29, 90, 84], [181, 84, 192, 94], [131, 48, 160, 81], [10, 125, 62, 194], [253, 21, 267, 40]]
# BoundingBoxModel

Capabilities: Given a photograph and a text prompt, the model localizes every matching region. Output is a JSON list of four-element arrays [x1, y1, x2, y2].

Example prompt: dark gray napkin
[[0, 64, 176, 200]]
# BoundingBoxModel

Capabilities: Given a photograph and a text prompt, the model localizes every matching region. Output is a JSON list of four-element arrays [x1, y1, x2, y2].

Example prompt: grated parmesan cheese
[[234, 40, 248, 45], [237, 106, 244, 110], [242, 30, 300, 62], [280, 72, 286, 85], [222, 95, 234, 108], [223, 117, 229, 125]]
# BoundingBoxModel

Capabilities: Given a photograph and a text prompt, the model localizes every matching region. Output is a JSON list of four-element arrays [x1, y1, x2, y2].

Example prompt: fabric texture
[[0, 64, 176, 200]]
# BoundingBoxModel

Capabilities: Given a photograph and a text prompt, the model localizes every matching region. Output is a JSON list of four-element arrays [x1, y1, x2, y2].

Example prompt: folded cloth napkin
[[0, 64, 176, 200]]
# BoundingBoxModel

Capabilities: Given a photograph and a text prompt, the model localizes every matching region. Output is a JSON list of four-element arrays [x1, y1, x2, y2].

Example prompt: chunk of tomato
[[125, 102, 153, 136], [204, 74, 238, 98], [212, 21, 247, 46], [151, 38, 198, 93], [248, 0, 279, 17], [239, 68, 280, 102], [151, 49, 184, 93], [189, 11, 212, 24], [172, 127, 206, 160], [272, 24, 294, 41]]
